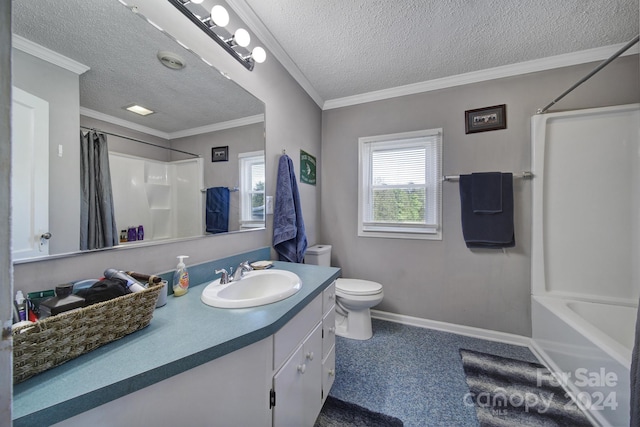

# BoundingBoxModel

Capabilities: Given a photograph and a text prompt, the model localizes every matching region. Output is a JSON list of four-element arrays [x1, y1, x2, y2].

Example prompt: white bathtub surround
[[531, 104, 640, 427], [108, 152, 203, 242]]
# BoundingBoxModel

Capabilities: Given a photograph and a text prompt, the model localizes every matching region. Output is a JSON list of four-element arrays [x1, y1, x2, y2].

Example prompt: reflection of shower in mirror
[[108, 152, 204, 243]]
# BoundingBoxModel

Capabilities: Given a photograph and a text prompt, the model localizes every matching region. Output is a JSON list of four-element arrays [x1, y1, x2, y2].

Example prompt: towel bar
[[443, 171, 533, 182], [200, 187, 239, 192]]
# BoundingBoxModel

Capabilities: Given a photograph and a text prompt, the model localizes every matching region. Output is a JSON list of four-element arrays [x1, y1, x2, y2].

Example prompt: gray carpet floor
[[328, 318, 540, 427]]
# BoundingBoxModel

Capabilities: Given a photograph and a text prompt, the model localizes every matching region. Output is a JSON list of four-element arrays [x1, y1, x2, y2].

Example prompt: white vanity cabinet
[[38, 278, 338, 427], [272, 281, 336, 427], [321, 281, 336, 402]]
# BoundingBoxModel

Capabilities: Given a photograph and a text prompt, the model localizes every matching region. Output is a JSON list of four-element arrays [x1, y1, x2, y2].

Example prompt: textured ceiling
[[11, 0, 639, 129], [12, 0, 264, 134], [242, 0, 639, 102]]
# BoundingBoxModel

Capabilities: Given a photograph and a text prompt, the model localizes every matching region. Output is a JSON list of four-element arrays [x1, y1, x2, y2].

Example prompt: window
[[239, 150, 265, 228], [358, 129, 442, 239]]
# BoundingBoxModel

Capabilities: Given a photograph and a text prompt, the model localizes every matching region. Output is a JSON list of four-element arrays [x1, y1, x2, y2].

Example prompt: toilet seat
[[336, 278, 383, 296]]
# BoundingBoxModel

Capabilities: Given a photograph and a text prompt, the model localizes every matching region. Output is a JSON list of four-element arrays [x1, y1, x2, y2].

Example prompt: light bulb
[[210, 5, 229, 27], [252, 47, 266, 63], [234, 29, 251, 47]]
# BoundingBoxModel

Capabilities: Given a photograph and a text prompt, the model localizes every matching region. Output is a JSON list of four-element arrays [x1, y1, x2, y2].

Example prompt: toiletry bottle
[[15, 290, 26, 322], [173, 256, 190, 297], [137, 225, 144, 241]]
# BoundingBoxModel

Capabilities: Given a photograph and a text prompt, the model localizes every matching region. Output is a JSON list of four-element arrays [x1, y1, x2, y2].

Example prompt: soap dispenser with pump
[[173, 255, 190, 297]]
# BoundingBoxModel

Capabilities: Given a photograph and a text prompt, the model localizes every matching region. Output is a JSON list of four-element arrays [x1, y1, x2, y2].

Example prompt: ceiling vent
[[157, 50, 186, 70]]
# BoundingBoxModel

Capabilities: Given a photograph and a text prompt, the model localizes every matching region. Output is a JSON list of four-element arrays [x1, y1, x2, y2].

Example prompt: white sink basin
[[201, 269, 302, 308]]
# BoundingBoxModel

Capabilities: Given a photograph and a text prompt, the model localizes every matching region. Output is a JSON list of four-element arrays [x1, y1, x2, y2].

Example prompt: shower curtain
[[80, 130, 118, 250]]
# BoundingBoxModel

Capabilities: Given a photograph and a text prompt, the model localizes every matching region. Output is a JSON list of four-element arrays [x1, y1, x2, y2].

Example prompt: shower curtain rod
[[537, 35, 639, 114], [80, 126, 201, 158], [443, 171, 533, 182]]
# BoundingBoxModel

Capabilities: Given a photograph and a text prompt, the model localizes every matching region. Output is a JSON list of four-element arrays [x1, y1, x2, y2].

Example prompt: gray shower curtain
[[80, 130, 118, 250]]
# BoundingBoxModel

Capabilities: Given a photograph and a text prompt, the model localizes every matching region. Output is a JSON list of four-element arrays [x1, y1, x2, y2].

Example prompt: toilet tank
[[305, 245, 332, 267]]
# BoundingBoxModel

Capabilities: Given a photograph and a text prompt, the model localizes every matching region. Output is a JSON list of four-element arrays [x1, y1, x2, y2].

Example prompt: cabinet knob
[[328, 369, 335, 377], [305, 351, 314, 361], [328, 293, 335, 300], [328, 326, 336, 334], [297, 364, 306, 374]]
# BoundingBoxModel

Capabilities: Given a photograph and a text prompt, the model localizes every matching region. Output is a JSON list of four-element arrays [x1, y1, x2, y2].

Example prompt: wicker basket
[[13, 283, 164, 384]]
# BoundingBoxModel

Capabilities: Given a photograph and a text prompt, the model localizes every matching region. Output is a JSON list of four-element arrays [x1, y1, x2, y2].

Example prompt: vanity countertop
[[12, 259, 341, 426]]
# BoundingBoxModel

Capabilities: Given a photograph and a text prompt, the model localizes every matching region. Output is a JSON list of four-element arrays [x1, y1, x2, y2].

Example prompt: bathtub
[[531, 104, 640, 427], [532, 295, 636, 427]]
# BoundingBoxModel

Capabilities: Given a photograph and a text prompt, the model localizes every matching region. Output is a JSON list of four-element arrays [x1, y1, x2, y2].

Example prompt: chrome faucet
[[232, 261, 253, 282], [215, 268, 230, 284], [215, 261, 252, 284]]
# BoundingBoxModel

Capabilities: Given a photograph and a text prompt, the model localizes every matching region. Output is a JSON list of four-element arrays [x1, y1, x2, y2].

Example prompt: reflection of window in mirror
[[239, 151, 265, 229]]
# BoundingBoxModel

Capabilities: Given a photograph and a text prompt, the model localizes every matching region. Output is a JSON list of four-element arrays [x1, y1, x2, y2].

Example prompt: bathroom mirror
[[11, 0, 266, 261]]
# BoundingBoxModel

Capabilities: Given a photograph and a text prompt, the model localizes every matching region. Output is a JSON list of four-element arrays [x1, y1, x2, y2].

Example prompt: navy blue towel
[[273, 155, 307, 263], [460, 173, 515, 249], [471, 172, 503, 213], [205, 187, 230, 234]]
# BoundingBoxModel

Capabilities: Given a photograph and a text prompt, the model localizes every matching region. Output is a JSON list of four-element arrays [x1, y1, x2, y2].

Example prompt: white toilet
[[305, 245, 383, 340]]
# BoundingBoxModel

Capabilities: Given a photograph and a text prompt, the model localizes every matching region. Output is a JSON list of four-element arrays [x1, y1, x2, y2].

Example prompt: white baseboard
[[371, 309, 533, 349]]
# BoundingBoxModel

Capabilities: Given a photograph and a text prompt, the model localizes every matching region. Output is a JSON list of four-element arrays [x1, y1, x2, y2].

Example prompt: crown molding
[[81, 107, 264, 140], [226, 0, 324, 108], [12, 35, 90, 75], [80, 107, 170, 139], [168, 114, 265, 139], [324, 42, 640, 110]]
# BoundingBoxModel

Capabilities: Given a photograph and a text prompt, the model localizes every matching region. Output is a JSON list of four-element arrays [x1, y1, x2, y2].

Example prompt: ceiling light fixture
[[157, 50, 186, 70], [125, 104, 155, 116], [242, 46, 266, 64], [170, 0, 266, 71], [226, 28, 250, 48], [210, 5, 230, 27]]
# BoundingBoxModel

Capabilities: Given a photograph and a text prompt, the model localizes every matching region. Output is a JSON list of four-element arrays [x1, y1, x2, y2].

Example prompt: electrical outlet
[[266, 196, 274, 215]]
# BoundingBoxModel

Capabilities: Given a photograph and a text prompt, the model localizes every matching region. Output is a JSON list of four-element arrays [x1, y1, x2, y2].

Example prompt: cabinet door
[[273, 343, 305, 427], [322, 281, 336, 316], [322, 345, 336, 404], [322, 308, 335, 361], [302, 323, 323, 425], [273, 323, 323, 427]]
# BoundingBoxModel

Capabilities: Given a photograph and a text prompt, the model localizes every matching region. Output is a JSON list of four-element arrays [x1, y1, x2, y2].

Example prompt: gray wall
[[321, 55, 640, 336], [13, 50, 81, 255], [81, 116, 172, 162], [172, 122, 265, 232], [13, 0, 321, 292]]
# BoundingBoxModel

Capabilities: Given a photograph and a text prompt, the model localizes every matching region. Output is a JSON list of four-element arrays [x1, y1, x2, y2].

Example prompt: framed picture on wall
[[212, 146, 229, 162], [465, 104, 507, 134]]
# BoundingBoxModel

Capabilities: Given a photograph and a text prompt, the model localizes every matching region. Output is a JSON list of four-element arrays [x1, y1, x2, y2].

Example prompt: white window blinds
[[358, 129, 442, 239]]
